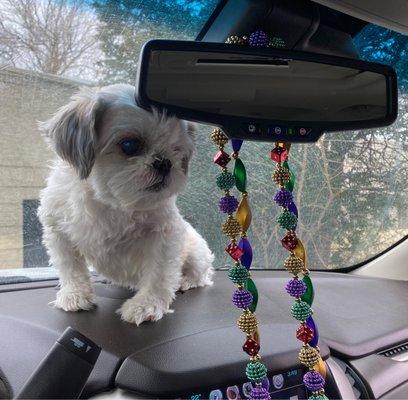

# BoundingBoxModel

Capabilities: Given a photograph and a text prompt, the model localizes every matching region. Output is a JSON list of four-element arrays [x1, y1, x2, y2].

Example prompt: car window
[[0, 2, 406, 282], [0, 0, 219, 281], [182, 24, 407, 270]]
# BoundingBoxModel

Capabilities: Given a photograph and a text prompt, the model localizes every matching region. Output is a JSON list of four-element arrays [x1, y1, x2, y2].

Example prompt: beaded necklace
[[210, 31, 329, 400], [212, 129, 269, 400], [271, 142, 328, 400]]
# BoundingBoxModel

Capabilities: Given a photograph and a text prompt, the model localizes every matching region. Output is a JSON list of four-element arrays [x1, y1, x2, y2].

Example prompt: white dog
[[38, 84, 214, 325]]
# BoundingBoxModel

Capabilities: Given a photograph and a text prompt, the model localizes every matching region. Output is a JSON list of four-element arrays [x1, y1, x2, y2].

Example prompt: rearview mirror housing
[[136, 40, 398, 143]]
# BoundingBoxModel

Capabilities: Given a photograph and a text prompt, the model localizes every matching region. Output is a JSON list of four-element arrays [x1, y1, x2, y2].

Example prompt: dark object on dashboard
[[136, 40, 398, 143], [15, 327, 101, 399]]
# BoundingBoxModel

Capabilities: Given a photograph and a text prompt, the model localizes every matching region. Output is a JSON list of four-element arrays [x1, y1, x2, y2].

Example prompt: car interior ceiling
[[0, 0, 407, 400]]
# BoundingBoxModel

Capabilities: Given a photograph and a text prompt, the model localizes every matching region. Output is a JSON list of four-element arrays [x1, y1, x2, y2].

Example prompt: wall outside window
[[0, 68, 90, 269]]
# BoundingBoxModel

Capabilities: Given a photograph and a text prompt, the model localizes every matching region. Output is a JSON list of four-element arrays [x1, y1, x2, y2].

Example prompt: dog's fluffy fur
[[38, 84, 214, 325]]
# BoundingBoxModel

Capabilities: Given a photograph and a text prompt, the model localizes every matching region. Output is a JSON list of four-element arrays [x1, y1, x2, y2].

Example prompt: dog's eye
[[119, 138, 141, 156]]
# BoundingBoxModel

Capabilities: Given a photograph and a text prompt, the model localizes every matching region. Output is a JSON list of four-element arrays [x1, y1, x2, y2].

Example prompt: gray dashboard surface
[[0, 271, 406, 397]]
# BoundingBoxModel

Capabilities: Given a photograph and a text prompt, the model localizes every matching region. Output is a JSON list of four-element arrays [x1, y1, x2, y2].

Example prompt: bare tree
[[0, 0, 99, 78]]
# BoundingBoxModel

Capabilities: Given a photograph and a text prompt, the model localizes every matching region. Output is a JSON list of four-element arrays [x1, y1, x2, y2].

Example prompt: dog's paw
[[179, 268, 214, 291], [179, 276, 199, 291], [52, 285, 96, 312], [117, 294, 173, 325], [179, 275, 210, 291]]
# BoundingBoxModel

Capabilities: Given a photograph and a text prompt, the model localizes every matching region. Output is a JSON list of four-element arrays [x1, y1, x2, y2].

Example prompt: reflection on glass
[[146, 50, 388, 122]]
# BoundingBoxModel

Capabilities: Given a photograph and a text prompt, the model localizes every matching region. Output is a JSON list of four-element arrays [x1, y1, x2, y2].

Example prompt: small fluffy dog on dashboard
[[38, 84, 214, 325]]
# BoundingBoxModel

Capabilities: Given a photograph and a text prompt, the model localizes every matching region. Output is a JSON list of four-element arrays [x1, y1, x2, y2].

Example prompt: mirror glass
[[145, 50, 388, 122]]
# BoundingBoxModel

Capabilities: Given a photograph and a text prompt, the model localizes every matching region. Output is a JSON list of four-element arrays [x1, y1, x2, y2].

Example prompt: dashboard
[[186, 368, 308, 400], [0, 271, 407, 399]]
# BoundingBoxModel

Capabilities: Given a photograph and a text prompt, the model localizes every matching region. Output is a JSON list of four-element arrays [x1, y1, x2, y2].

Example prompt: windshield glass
[[0, 2, 406, 283]]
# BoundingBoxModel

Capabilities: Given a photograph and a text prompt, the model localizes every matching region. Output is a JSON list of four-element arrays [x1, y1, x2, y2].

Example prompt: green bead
[[228, 265, 249, 285], [245, 278, 258, 313], [216, 170, 235, 190], [269, 36, 286, 48], [309, 395, 329, 400], [234, 158, 247, 192], [291, 300, 311, 321], [301, 275, 314, 306], [277, 210, 297, 230], [245, 361, 268, 381], [283, 160, 296, 192]]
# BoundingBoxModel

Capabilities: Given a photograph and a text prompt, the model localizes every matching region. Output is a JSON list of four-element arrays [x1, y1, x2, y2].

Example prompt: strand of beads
[[232, 139, 269, 400], [211, 128, 270, 400], [232, 140, 258, 314], [225, 31, 286, 49], [270, 142, 329, 400]]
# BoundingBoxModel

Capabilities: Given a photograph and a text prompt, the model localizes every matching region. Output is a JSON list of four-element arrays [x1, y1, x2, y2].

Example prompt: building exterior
[[0, 67, 91, 269]]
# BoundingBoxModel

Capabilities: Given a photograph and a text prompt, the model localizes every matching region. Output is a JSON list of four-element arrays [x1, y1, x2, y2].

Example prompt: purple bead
[[219, 195, 239, 214], [274, 189, 293, 207], [232, 289, 253, 308], [288, 201, 298, 218], [303, 371, 325, 392], [307, 316, 319, 347], [249, 386, 271, 400], [249, 30, 269, 47], [286, 278, 307, 297], [261, 377, 270, 391], [232, 139, 243, 152], [239, 237, 253, 269]]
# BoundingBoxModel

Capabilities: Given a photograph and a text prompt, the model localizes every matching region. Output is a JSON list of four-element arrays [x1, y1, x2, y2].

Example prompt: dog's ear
[[39, 89, 103, 180]]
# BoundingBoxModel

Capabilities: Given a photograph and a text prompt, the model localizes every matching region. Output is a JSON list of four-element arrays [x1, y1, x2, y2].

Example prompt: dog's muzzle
[[152, 157, 172, 177]]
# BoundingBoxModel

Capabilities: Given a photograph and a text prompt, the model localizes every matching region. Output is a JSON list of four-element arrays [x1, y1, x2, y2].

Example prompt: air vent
[[378, 342, 408, 361], [332, 357, 370, 399]]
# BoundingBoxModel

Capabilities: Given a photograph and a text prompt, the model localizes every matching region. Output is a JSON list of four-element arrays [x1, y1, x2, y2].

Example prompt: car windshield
[[0, 1, 407, 283]]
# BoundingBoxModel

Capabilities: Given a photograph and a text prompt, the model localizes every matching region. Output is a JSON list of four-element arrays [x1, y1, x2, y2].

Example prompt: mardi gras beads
[[222, 29, 327, 399], [233, 140, 268, 398], [232, 141, 258, 311], [271, 142, 328, 400], [211, 128, 270, 400], [226, 31, 286, 50]]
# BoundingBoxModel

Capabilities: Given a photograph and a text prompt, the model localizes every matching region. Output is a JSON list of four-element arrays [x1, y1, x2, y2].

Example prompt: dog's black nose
[[152, 157, 172, 176]]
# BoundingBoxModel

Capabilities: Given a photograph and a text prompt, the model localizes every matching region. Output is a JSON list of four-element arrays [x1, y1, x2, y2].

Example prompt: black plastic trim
[[378, 341, 408, 357], [195, 0, 228, 41]]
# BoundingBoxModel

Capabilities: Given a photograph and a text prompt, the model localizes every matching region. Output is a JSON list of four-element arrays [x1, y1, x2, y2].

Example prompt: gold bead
[[237, 310, 258, 334], [222, 216, 241, 238], [272, 165, 291, 186], [313, 356, 327, 379], [211, 127, 229, 147], [284, 254, 304, 275], [275, 141, 291, 152], [225, 35, 246, 45], [298, 345, 320, 368], [250, 354, 261, 362]]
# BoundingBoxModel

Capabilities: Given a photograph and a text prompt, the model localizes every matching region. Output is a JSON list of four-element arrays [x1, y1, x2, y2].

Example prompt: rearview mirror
[[136, 40, 398, 142]]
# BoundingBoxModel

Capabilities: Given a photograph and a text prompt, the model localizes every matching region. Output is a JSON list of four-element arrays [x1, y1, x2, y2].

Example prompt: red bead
[[225, 242, 244, 261], [296, 324, 314, 343], [243, 338, 260, 356], [214, 150, 231, 167], [270, 147, 288, 163], [281, 232, 298, 251]]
